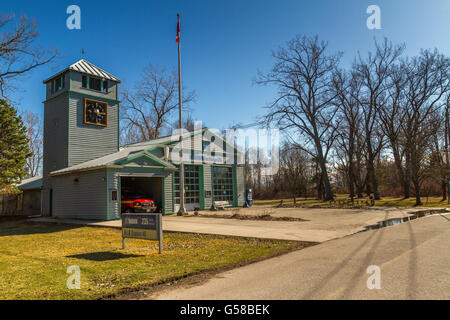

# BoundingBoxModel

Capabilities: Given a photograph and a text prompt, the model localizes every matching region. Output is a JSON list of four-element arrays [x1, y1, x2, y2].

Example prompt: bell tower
[[41, 59, 121, 215]]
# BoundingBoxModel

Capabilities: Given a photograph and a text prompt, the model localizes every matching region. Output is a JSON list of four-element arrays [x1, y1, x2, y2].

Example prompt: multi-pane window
[[212, 166, 234, 202], [51, 75, 65, 93], [82, 75, 108, 93], [174, 165, 200, 204]]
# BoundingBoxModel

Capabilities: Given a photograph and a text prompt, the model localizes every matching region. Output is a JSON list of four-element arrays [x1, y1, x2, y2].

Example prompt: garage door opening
[[120, 176, 163, 214]]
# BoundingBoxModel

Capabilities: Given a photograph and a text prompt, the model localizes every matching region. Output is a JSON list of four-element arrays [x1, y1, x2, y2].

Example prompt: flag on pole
[[176, 15, 180, 43]]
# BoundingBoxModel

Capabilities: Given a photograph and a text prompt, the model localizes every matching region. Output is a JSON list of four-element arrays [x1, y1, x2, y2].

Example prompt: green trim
[[211, 165, 235, 205], [146, 146, 159, 153], [119, 166, 167, 173], [171, 171, 175, 213], [116, 152, 175, 168], [43, 90, 120, 104], [106, 168, 109, 220], [162, 177, 166, 215], [173, 164, 202, 209], [232, 165, 238, 207], [199, 165, 205, 210], [118, 171, 122, 218]]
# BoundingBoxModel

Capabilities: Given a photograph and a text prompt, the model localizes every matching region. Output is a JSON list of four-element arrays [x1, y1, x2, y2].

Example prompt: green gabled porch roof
[[115, 151, 177, 169]]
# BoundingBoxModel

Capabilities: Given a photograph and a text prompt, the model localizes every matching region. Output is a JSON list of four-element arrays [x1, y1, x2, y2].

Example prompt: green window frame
[[212, 166, 233, 202], [174, 165, 200, 205], [82, 75, 108, 93], [51, 75, 65, 93]]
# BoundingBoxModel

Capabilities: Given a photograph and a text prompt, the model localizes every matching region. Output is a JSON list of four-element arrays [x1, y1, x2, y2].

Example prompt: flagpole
[[177, 13, 187, 215]]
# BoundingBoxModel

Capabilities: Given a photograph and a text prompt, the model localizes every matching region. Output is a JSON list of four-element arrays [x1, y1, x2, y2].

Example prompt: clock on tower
[[84, 98, 108, 126]]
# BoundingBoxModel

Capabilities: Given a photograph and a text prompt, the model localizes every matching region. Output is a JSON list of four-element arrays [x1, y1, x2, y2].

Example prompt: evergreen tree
[[0, 99, 30, 193]]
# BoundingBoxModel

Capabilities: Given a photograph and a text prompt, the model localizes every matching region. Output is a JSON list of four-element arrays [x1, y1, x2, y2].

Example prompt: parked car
[[121, 194, 157, 213]]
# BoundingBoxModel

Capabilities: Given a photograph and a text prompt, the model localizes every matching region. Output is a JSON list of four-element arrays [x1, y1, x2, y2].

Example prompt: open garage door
[[120, 176, 163, 214]]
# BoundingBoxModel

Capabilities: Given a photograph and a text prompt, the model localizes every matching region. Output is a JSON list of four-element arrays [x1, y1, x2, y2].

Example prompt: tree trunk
[[442, 181, 447, 201], [413, 179, 422, 206], [404, 148, 412, 199], [315, 145, 333, 201], [364, 172, 371, 196], [348, 168, 355, 202], [317, 172, 323, 200], [366, 138, 381, 200], [392, 145, 410, 199]]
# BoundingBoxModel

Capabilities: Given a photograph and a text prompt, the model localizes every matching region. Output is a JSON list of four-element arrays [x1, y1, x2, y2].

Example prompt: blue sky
[[2, 0, 449, 130]]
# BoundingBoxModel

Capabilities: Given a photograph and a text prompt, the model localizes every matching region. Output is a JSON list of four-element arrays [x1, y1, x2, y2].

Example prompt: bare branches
[[257, 35, 341, 200], [350, 38, 405, 199], [23, 111, 42, 177], [0, 14, 58, 97], [399, 49, 450, 204], [120, 64, 196, 144], [259, 35, 449, 204]]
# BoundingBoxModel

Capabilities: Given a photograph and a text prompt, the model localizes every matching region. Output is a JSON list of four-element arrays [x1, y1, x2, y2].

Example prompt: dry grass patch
[[254, 195, 450, 208]]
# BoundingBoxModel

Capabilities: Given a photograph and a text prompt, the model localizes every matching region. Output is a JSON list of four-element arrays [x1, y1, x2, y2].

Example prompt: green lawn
[[0, 219, 300, 300], [254, 195, 450, 208]]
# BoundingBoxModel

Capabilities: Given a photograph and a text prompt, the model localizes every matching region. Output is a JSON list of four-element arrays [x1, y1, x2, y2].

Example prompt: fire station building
[[19, 59, 245, 219]]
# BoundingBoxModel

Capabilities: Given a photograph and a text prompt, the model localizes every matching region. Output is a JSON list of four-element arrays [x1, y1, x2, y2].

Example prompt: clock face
[[84, 99, 107, 126]]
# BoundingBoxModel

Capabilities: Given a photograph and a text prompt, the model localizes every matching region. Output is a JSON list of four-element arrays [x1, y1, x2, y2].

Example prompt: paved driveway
[[150, 213, 450, 300], [30, 207, 443, 243]]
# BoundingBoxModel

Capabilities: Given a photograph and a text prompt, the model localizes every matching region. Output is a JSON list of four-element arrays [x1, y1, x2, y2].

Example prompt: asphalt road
[[151, 214, 450, 300]]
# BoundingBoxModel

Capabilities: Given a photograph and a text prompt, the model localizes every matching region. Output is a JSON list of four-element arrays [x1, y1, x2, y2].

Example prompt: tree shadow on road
[[300, 212, 388, 299]]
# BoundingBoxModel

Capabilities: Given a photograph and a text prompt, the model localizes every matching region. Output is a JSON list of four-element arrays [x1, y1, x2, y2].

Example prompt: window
[[90, 77, 101, 91], [212, 166, 234, 202], [51, 75, 65, 93], [82, 75, 108, 93], [174, 165, 200, 205], [111, 190, 118, 201]]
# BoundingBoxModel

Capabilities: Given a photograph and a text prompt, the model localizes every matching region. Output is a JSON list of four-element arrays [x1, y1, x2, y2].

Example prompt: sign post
[[121, 213, 163, 253]]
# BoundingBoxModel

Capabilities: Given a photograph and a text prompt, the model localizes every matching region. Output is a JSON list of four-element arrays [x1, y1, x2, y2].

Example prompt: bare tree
[[378, 62, 410, 198], [256, 35, 341, 201], [120, 64, 196, 144], [172, 113, 198, 132], [23, 111, 42, 177], [332, 69, 365, 201], [0, 14, 57, 97], [400, 50, 450, 205], [280, 142, 309, 204], [352, 38, 404, 200], [446, 95, 450, 202], [429, 108, 448, 201]]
